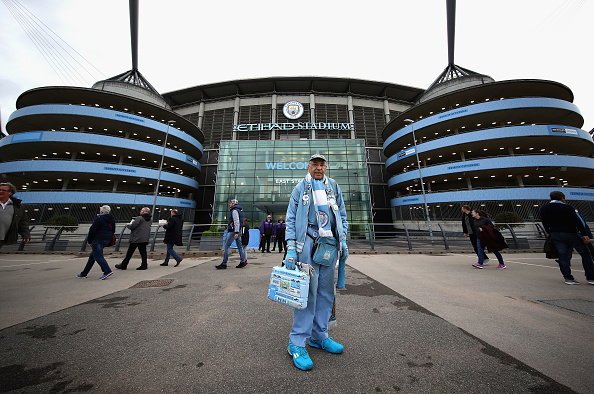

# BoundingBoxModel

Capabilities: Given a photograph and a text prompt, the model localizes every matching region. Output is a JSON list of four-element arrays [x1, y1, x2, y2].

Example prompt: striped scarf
[[306, 173, 333, 238]]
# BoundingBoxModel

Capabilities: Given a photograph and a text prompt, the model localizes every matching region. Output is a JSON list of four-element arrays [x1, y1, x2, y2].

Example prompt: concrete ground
[[0, 249, 592, 393]]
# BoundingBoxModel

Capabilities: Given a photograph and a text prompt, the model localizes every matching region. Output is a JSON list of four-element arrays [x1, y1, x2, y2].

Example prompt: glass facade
[[213, 139, 371, 230]]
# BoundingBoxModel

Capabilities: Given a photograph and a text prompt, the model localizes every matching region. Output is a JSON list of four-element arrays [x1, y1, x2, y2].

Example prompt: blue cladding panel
[[383, 97, 582, 150], [391, 187, 594, 207], [14, 191, 196, 208]]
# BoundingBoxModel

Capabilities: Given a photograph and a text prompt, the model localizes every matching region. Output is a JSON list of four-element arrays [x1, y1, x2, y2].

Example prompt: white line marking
[[450, 253, 558, 269], [0, 257, 79, 268], [504, 261, 558, 269]]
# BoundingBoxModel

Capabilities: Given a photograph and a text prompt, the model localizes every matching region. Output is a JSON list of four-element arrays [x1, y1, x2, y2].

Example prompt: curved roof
[[162, 76, 425, 107], [383, 79, 577, 140], [13, 86, 204, 143]]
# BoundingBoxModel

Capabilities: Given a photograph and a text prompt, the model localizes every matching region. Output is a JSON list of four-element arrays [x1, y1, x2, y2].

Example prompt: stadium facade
[[1, 72, 593, 228], [162, 77, 422, 226], [383, 65, 594, 223], [0, 70, 204, 223]]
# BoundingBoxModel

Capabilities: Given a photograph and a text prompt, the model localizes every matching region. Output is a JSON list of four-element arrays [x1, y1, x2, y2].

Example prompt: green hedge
[[46, 215, 79, 232]]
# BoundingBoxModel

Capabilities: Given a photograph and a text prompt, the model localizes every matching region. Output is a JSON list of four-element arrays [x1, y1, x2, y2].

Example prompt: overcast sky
[[1, 0, 592, 134]]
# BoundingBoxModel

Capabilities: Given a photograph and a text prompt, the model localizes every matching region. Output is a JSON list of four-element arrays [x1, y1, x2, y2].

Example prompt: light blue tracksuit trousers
[[290, 230, 335, 347]]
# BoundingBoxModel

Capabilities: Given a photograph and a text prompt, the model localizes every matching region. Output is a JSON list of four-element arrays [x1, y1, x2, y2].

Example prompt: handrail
[[115, 225, 127, 252], [403, 223, 412, 250], [47, 226, 65, 251], [150, 225, 161, 252], [504, 224, 520, 249], [186, 224, 197, 251], [438, 223, 449, 250], [7, 221, 577, 253], [81, 234, 90, 252]]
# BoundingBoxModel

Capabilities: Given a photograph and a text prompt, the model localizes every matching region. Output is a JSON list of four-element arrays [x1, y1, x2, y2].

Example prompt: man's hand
[[234, 233, 238, 239], [463, 233, 468, 238], [584, 236, 591, 244], [284, 250, 297, 270], [341, 240, 349, 260], [23, 238, 30, 244]]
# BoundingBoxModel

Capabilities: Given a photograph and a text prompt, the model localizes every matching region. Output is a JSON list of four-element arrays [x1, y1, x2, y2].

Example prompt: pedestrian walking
[[160, 209, 183, 267], [540, 191, 594, 285], [216, 199, 248, 269], [241, 218, 250, 260], [116, 207, 152, 270], [78, 205, 115, 280], [461, 205, 489, 262], [0, 182, 30, 249], [471, 210, 507, 270]]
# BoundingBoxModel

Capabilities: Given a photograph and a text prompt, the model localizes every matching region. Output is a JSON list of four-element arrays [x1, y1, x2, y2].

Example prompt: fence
[[2, 221, 567, 254]]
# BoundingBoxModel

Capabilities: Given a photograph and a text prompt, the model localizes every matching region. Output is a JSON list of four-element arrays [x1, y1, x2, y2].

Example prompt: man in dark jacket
[[241, 218, 250, 261], [274, 216, 287, 253], [78, 205, 115, 280], [216, 199, 248, 269], [541, 191, 594, 285], [116, 207, 152, 270], [260, 214, 274, 253], [0, 182, 30, 249], [160, 209, 183, 267], [461, 205, 488, 262]]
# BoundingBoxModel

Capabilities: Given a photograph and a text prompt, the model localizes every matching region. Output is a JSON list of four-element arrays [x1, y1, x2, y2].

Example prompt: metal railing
[[2, 221, 572, 254]]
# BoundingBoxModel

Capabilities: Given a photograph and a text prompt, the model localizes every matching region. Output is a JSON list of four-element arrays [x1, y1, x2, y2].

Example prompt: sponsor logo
[[551, 127, 578, 135], [397, 148, 416, 160]]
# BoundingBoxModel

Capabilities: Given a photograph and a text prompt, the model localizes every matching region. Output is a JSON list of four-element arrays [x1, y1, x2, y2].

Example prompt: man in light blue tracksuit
[[284, 154, 349, 371]]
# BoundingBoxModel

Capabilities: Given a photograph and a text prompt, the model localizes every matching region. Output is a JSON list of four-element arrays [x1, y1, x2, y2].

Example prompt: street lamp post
[[151, 120, 176, 221], [404, 119, 434, 244]]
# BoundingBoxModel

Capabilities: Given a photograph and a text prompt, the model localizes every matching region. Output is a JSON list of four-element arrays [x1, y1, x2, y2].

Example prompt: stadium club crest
[[283, 100, 304, 120]]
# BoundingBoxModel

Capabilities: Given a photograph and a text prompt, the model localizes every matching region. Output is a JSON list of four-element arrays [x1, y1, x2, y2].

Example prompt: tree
[[493, 211, 524, 230], [46, 215, 79, 232]]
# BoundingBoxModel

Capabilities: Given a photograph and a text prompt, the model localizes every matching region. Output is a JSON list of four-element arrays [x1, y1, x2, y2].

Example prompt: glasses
[[309, 163, 327, 168], [0, 189, 10, 193]]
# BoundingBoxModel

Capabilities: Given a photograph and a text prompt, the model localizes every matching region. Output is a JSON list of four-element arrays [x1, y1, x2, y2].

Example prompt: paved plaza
[[0, 250, 592, 393]]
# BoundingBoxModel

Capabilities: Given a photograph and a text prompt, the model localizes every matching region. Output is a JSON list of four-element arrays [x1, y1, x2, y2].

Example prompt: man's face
[[279, 216, 283, 221], [229, 202, 235, 208], [461, 208, 469, 214], [308, 159, 327, 180], [267, 215, 271, 221], [0, 186, 11, 202]]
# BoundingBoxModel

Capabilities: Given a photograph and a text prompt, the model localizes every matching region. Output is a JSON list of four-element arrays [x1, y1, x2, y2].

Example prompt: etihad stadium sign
[[234, 122, 354, 132]]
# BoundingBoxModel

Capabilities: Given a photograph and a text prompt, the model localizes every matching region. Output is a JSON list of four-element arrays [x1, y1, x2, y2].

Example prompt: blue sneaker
[[309, 337, 344, 354], [99, 272, 113, 280], [287, 342, 313, 371]]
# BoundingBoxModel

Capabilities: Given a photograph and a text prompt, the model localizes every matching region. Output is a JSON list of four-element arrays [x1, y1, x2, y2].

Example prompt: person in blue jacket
[[78, 205, 115, 280], [284, 154, 349, 371]]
